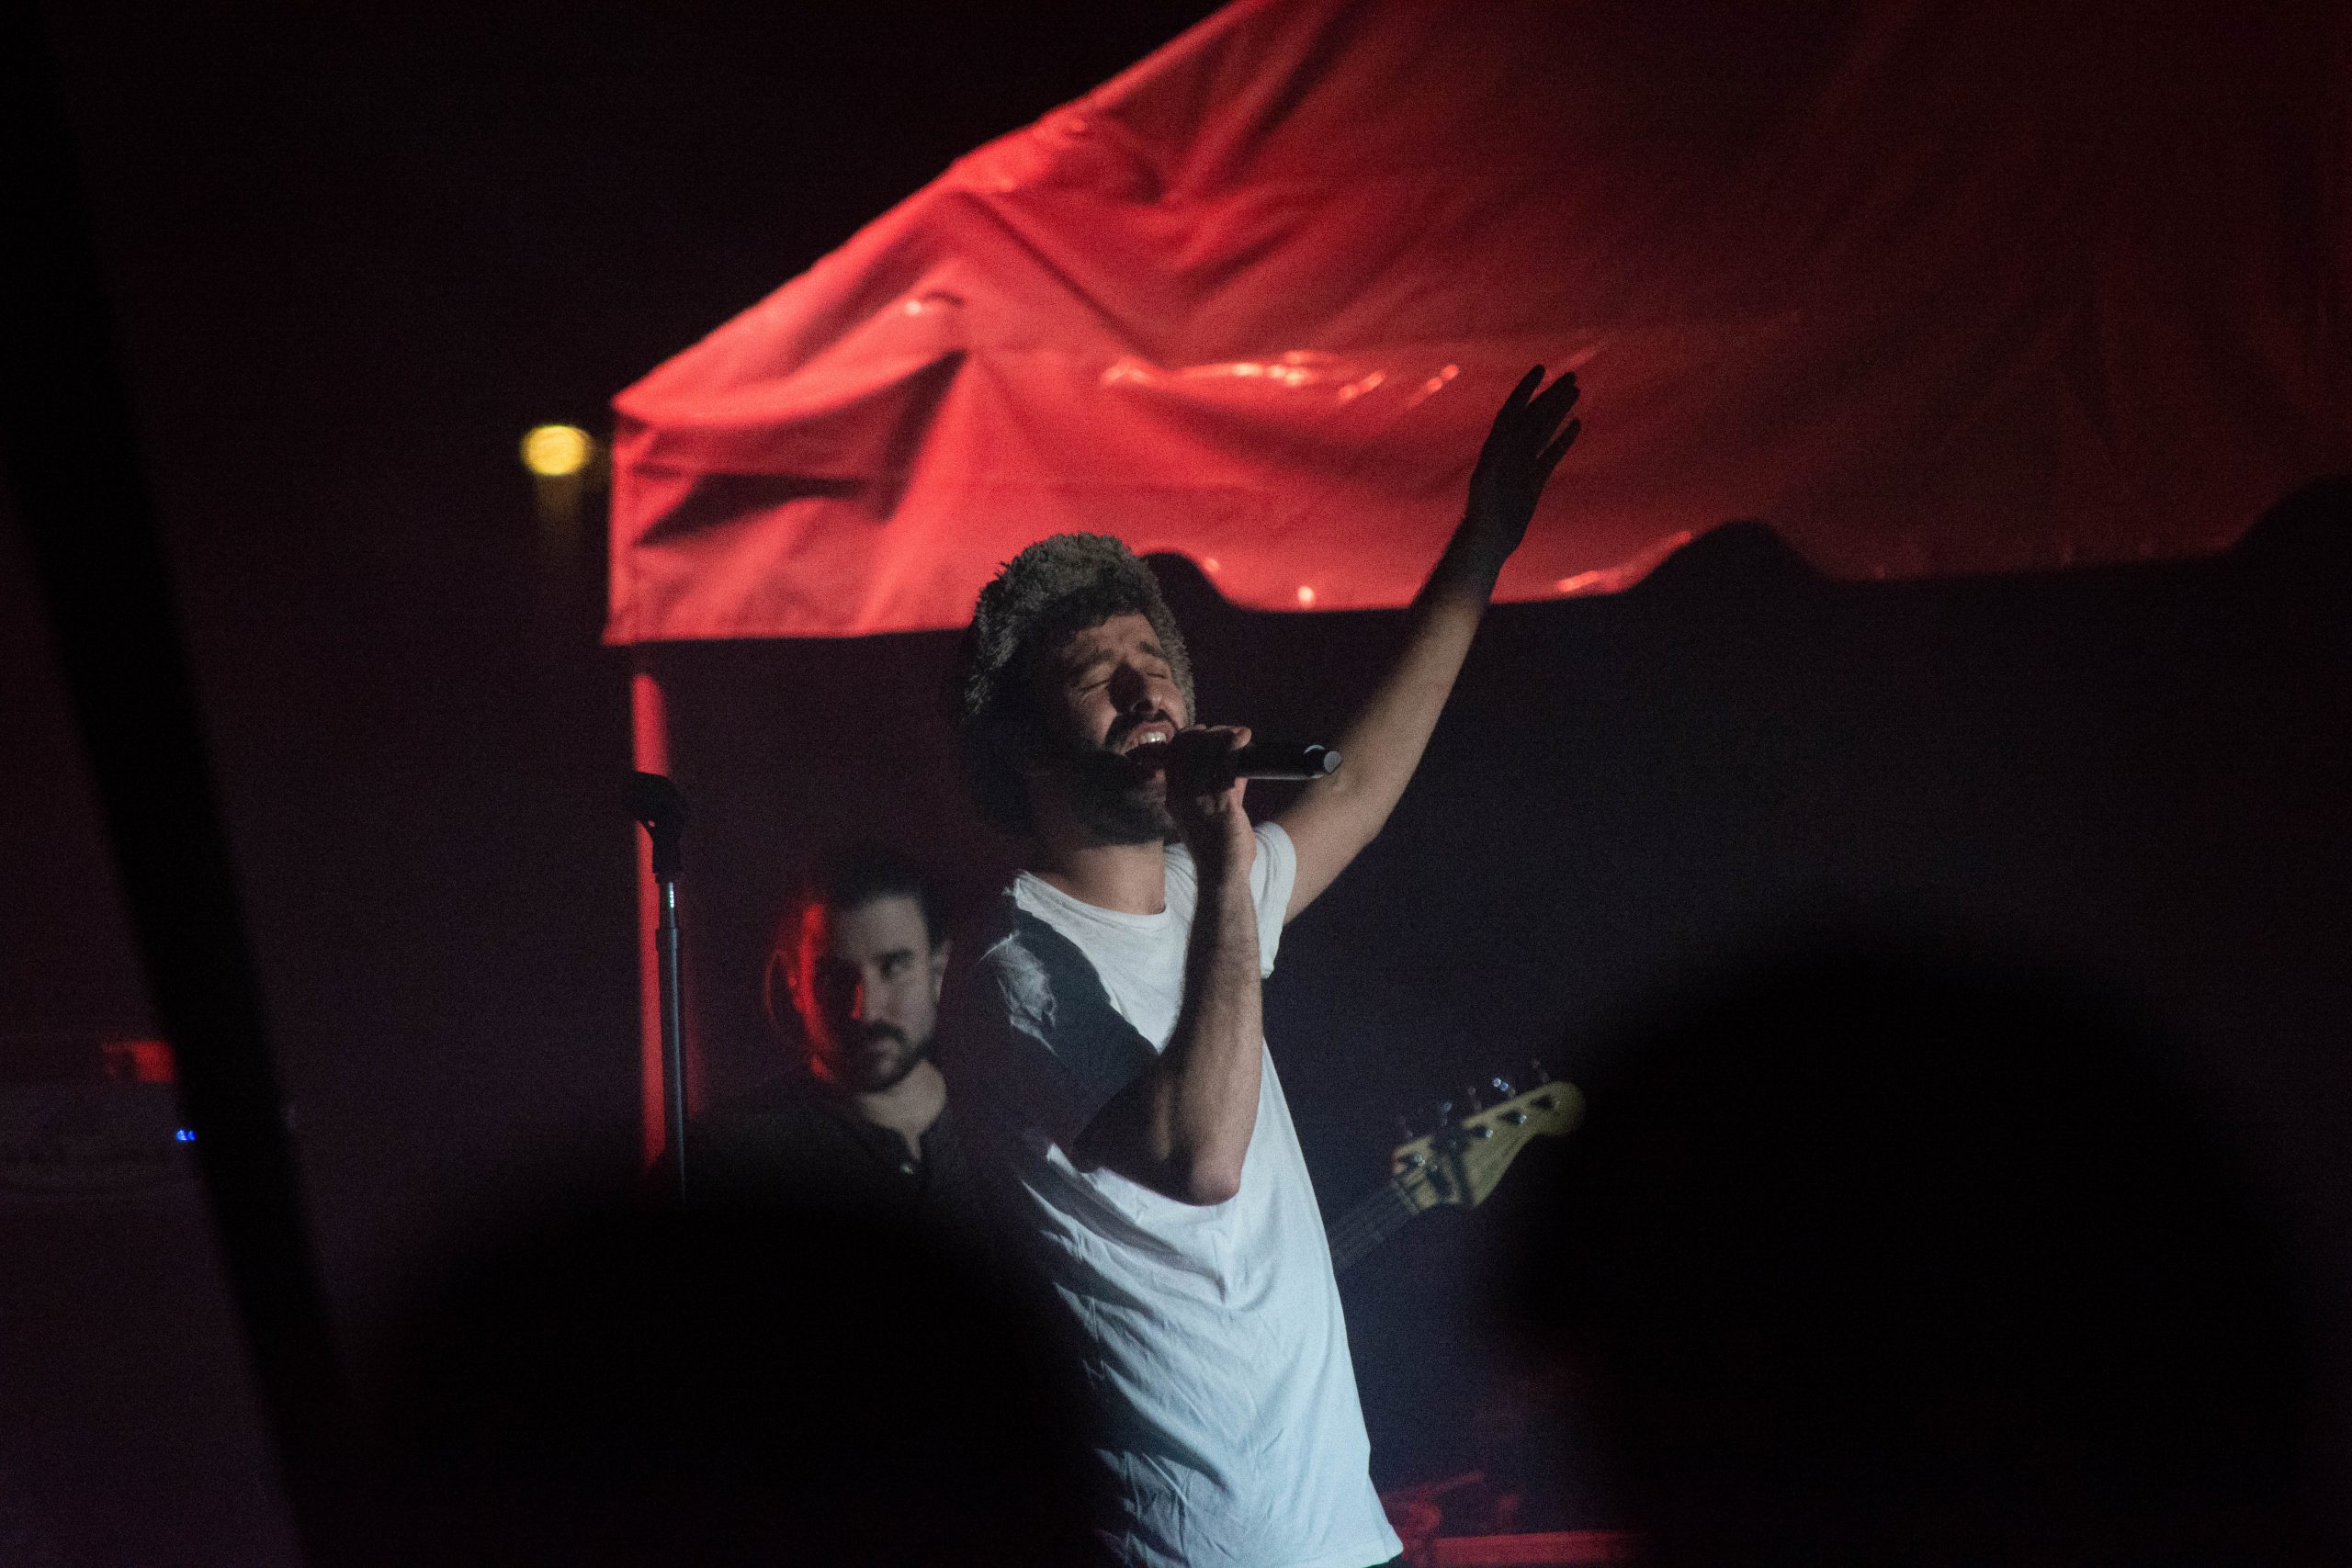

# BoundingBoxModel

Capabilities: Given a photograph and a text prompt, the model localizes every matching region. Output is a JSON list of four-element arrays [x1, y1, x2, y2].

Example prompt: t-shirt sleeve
[[948, 909, 1159, 1155], [1249, 820, 1298, 977]]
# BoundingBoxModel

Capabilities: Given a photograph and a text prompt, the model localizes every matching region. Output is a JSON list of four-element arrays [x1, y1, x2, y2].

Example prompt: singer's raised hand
[[1455, 366, 1581, 575], [1274, 366, 1586, 923]]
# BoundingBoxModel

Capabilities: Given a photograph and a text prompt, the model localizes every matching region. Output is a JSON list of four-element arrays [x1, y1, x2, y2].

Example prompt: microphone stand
[[629, 772, 689, 1204]]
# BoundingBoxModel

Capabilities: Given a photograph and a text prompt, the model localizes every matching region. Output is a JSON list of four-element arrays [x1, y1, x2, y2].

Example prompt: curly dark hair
[[948, 534, 1196, 835]]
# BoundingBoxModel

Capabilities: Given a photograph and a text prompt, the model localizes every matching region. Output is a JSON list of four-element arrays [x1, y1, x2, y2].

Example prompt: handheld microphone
[[1230, 741, 1341, 781]]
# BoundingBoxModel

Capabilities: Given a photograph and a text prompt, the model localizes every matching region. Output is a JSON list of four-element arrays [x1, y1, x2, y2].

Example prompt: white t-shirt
[[944, 822, 1400, 1568]]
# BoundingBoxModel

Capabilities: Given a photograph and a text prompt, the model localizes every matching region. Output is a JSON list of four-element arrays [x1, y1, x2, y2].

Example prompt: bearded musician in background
[[684, 843, 982, 1235]]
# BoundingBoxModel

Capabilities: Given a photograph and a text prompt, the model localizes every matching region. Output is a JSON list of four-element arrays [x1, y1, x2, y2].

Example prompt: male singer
[[942, 369, 1582, 1568]]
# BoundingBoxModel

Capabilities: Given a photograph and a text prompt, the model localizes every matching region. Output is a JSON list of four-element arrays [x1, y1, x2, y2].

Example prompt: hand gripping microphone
[[1229, 741, 1342, 781]]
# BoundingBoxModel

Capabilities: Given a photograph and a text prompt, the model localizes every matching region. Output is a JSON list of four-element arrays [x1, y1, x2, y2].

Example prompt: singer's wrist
[[1187, 815, 1257, 877], [1427, 526, 1506, 604]]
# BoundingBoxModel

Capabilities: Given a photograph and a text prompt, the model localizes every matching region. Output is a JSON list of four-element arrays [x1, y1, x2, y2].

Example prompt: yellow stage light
[[521, 423, 593, 478]]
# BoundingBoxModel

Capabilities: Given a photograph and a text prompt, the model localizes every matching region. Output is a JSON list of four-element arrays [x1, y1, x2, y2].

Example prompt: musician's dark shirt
[[682, 1079, 984, 1235]]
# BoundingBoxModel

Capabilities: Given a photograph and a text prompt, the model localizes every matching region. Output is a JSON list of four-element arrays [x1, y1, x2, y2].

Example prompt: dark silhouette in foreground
[[370, 1199, 1103, 1567], [1521, 933, 2334, 1566]]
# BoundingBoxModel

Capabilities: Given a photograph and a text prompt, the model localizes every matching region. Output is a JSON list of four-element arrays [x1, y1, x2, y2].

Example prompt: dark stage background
[[5, 5, 2347, 1563]]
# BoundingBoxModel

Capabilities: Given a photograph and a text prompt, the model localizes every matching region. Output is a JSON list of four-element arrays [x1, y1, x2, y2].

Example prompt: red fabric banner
[[609, 0, 2350, 643]]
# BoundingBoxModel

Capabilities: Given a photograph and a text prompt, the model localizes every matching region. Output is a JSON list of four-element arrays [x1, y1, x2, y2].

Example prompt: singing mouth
[[1117, 721, 1176, 765]]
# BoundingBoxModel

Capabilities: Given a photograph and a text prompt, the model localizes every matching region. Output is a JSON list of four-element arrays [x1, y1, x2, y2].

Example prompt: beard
[[819, 1023, 933, 1094], [1046, 732, 1174, 847]]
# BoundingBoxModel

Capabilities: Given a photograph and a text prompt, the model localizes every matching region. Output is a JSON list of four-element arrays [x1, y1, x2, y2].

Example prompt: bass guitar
[[1328, 1077, 1585, 1274]]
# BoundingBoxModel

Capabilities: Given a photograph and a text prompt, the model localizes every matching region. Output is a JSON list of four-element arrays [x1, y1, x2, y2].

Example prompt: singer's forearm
[[1073, 864, 1262, 1204], [1276, 532, 1493, 919]]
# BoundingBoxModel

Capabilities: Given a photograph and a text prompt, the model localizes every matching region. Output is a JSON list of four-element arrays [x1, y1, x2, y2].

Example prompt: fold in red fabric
[[610, 0, 2350, 642]]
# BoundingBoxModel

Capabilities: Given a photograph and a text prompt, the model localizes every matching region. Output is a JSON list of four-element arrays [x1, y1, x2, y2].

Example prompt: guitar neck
[[1323, 1079, 1587, 1277], [1328, 1177, 1424, 1275]]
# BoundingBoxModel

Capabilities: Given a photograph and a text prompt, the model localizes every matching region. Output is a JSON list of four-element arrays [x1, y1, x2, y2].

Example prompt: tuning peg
[[1487, 1075, 1515, 1100], [1462, 1081, 1487, 1112], [1529, 1058, 1552, 1086], [1395, 1113, 1419, 1143], [1431, 1099, 1456, 1129]]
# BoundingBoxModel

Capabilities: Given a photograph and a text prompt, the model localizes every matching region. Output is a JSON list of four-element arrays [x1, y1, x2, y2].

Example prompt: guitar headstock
[[1388, 1080, 1585, 1214]]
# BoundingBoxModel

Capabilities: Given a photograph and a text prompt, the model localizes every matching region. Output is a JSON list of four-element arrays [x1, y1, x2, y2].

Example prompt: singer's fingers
[[1170, 726, 1250, 796], [1171, 723, 1250, 763], [1490, 365, 1545, 434], [1530, 370, 1579, 426], [1537, 417, 1581, 477]]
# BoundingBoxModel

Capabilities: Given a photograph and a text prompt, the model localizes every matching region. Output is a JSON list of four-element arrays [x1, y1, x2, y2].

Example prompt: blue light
[[175, 1128, 197, 1143]]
